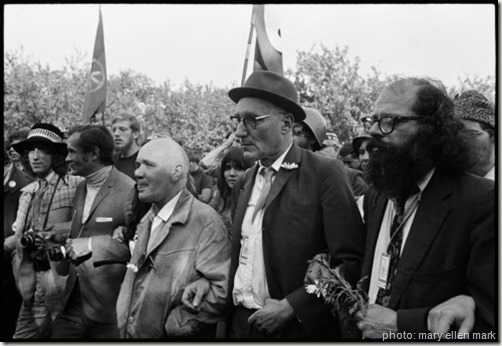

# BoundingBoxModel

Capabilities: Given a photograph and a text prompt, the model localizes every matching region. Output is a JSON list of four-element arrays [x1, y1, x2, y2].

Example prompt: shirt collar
[[417, 167, 436, 193], [154, 190, 183, 222], [40, 170, 56, 185], [86, 165, 113, 189], [258, 143, 293, 173]]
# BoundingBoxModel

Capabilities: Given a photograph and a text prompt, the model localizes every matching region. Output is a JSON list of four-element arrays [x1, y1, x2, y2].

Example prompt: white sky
[[4, 4, 497, 89]]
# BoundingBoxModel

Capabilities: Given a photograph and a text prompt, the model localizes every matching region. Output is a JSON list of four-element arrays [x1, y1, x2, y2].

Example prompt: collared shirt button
[[128, 316, 134, 324]]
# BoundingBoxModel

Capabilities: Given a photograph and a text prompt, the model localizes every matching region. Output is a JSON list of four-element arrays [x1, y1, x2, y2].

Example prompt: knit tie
[[252, 167, 275, 222]]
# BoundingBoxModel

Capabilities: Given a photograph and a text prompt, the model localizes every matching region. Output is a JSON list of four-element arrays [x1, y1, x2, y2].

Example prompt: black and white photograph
[[2, 3, 497, 342]]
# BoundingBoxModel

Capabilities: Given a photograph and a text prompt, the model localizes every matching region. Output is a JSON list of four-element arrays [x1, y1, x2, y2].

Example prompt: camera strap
[[24, 175, 62, 232]]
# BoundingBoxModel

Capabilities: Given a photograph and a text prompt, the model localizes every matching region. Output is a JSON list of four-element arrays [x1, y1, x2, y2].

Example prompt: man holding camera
[[51, 125, 137, 339], [10, 123, 83, 339]]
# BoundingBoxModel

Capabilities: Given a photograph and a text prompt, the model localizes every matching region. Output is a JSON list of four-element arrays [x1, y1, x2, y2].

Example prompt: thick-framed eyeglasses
[[230, 114, 270, 129], [361, 114, 423, 134]]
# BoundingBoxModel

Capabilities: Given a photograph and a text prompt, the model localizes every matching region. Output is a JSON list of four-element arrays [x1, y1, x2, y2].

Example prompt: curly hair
[[391, 77, 469, 174], [20, 143, 68, 177]]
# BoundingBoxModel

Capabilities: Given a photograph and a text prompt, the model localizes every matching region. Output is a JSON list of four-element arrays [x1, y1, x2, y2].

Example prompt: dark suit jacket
[[228, 144, 366, 339], [346, 167, 368, 197], [60, 167, 136, 324], [361, 168, 495, 333]]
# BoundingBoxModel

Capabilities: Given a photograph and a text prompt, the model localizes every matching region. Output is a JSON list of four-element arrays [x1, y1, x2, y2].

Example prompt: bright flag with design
[[82, 7, 107, 124], [252, 5, 283, 75]]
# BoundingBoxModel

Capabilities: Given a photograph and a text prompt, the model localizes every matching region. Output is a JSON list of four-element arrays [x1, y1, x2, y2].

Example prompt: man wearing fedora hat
[[9, 123, 83, 339], [226, 71, 365, 339]]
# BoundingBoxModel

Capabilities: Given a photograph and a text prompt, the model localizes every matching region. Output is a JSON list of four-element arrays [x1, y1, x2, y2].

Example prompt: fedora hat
[[228, 71, 306, 122], [12, 123, 67, 154]]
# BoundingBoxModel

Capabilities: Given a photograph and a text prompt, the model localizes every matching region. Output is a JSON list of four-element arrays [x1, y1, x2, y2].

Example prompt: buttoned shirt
[[368, 168, 435, 304], [233, 144, 292, 309], [147, 190, 182, 253]]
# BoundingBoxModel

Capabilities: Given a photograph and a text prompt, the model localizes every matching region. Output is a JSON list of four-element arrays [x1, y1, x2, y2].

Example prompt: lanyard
[[388, 192, 421, 244]]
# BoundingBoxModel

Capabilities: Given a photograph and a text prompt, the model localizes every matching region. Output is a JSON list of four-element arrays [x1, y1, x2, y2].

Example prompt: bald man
[[116, 137, 230, 339]]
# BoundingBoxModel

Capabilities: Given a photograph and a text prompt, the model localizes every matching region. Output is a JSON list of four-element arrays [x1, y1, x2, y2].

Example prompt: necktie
[[252, 168, 275, 222], [28, 179, 48, 231], [375, 186, 419, 306]]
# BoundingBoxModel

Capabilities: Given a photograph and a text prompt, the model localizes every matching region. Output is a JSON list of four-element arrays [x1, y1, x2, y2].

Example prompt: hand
[[181, 277, 211, 313], [304, 253, 331, 285], [112, 226, 128, 243], [248, 298, 295, 336], [65, 238, 92, 265], [42, 222, 71, 244], [355, 304, 397, 339], [427, 295, 475, 334]]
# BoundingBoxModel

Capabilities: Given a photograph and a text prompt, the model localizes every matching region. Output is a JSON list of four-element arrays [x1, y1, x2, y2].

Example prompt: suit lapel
[[70, 183, 87, 238], [361, 191, 388, 292], [145, 189, 192, 257], [388, 170, 451, 309], [231, 165, 258, 247], [84, 168, 116, 224], [263, 145, 301, 212]]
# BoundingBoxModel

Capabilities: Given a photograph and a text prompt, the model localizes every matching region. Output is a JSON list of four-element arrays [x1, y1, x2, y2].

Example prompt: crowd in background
[[2, 70, 496, 340]]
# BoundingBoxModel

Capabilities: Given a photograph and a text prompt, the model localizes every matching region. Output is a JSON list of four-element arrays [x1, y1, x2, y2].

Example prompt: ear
[[88, 147, 101, 162], [170, 164, 184, 183], [132, 131, 140, 140], [281, 113, 295, 133]]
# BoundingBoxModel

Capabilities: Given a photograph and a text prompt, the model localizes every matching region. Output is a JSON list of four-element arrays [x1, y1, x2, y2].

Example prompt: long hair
[[394, 77, 469, 174], [216, 146, 253, 207]]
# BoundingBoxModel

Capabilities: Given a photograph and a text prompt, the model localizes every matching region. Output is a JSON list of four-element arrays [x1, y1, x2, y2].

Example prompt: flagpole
[[241, 9, 255, 86]]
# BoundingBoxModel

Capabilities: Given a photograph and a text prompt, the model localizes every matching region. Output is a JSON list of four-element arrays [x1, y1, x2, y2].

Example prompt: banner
[[252, 5, 283, 75], [82, 7, 107, 124]]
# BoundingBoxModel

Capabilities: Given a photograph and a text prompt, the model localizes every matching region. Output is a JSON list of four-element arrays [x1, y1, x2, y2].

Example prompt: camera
[[47, 246, 67, 261], [20, 230, 37, 251]]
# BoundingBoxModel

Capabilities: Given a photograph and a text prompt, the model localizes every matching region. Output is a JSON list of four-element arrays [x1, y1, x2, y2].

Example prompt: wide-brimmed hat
[[12, 123, 67, 154], [228, 71, 306, 122]]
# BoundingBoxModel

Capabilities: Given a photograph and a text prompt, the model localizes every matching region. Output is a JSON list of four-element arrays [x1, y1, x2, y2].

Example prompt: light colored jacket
[[117, 188, 230, 339]]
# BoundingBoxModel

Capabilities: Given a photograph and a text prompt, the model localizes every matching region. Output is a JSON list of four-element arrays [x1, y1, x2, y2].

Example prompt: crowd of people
[[2, 70, 496, 340]]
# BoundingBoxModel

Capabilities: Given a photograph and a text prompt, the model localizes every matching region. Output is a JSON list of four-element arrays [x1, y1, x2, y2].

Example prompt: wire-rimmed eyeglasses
[[230, 114, 270, 129]]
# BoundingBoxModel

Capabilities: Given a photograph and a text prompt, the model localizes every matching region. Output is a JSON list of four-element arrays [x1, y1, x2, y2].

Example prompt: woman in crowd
[[209, 146, 253, 237]]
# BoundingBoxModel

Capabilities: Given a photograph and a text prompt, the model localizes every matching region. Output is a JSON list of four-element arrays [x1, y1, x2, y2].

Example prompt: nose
[[368, 121, 383, 137], [31, 148, 40, 159], [134, 165, 143, 180], [228, 167, 237, 176], [234, 120, 247, 138]]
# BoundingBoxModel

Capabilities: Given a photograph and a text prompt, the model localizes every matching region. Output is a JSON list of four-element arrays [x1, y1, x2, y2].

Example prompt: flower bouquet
[[304, 253, 368, 338]]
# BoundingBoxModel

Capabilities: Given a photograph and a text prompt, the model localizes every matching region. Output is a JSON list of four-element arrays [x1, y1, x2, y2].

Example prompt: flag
[[252, 5, 283, 75], [82, 7, 107, 124]]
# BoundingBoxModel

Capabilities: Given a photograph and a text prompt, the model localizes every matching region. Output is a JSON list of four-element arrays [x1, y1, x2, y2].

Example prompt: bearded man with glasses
[[225, 71, 365, 340], [353, 77, 495, 338]]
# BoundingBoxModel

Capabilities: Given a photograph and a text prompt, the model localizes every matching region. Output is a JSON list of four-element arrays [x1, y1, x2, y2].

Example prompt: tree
[[288, 44, 396, 144]]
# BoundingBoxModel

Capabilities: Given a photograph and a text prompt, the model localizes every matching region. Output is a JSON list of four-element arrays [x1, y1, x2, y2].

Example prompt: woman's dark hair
[[67, 125, 115, 165], [216, 146, 253, 207]]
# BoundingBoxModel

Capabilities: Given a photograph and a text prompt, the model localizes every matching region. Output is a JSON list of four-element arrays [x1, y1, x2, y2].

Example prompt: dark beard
[[366, 133, 434, 200]]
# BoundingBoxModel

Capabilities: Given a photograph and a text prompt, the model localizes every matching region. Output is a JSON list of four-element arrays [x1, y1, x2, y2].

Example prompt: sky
[[4, 4, 497, 90]]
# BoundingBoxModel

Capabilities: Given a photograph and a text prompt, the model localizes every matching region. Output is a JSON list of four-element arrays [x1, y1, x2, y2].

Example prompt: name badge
[[239, 238, 249, 265], [377, 253, 391, 289], [96, 217, 113, 223]]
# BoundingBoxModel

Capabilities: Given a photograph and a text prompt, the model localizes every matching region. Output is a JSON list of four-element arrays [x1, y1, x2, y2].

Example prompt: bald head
[[135, 137, 189, 209]]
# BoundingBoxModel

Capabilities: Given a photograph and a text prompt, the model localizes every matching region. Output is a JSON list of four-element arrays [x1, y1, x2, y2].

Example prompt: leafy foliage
[[4, 46, 495, 156]]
